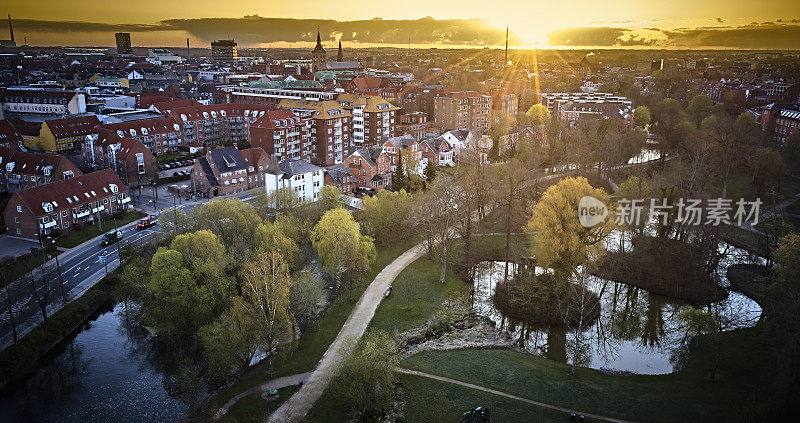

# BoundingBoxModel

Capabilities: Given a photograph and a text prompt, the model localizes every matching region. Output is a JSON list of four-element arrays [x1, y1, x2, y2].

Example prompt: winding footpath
[[268, 242, 428, 423], [213, 372, 311, 420]]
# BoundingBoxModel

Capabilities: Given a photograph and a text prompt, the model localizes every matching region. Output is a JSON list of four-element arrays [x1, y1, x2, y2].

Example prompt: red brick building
[[323, 164, 356, 195], [761, 102, 800, 144], [336, 94, 399, 147], [190, 146, 271, 198], [0, 120, 23, 149], [278, 99, 352, 166], [4, 169, 131, 240], [162, 103, 273, 148], [347, 77, 400, 99], [83, 132, 156, 187], [0, 147, 82, 192], [98, 117, 183, 155], [396, 111, 432, 141], [434, 91, 491, 133], [250, 109, 314, 162], [341, 147, 391, 191]]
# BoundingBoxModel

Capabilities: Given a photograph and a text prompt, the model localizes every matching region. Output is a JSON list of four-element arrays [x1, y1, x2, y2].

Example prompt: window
[[64, 221, 69, 229], [14, 217, 19, 223], [16, 205, 21, 213], [62, 210, 67, 217]]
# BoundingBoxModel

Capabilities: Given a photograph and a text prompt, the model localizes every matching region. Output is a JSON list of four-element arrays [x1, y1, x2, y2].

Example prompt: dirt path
[[268, 242, 428, 422], [396, 368, 641, 423], [212, 372, 311, 420]]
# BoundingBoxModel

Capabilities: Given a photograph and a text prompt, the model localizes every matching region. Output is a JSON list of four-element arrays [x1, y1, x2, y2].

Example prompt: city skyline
[[3, 0, 800, 49]]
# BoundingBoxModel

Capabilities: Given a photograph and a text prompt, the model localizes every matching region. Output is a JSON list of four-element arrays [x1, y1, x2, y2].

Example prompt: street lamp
[[48, 238, 67, 307]]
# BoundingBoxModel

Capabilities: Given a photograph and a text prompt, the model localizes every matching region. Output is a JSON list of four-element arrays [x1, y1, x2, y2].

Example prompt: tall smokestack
[[186, 38, 190, 60], [504, 26, 508, 65], [8, 14, 14, 44]]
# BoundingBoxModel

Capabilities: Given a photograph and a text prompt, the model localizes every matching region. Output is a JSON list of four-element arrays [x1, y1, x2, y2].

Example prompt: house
[[420, 136, 455, 167], [382, 135, 423, 176], [190, 146, 270, 198], [250, 109, 314, 162], [83, 132, 155, 187], [342, 147, 392, 192], [323, 164, 356, 195], [1, 88, 86, 116], [0, 147, 82, 192], [0, 120, 23, 149], [265, 158, 324, 202], [97, 117, 183, 155], [347, 77, 399, 99], [3, 169, 131, 240]]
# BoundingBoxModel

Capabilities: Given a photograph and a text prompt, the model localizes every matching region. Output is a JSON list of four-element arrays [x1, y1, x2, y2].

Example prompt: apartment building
[[265, 159, 324, 202], [538, 92, 632, 117], [30, 115, 101, 153], [434, 91, 491, 133], [115, 32, 132, 55], [211, 40, 237, 64], [4, 169, 131, 240], [761, 102, 800, 144], [191, 146, 270, 198], [0, 147, 81, 192], [250, 109, 314, 162], [278, 99, 352, 166], [1, 88, 86, 116], [83, 132, 156, 187], [97, 117, 183, 155], [336, 94, 399, 147], [396, 111, 433, 141]]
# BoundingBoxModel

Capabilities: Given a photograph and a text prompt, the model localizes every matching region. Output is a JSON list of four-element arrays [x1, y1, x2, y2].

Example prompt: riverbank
[[0, 271, 120, 390]]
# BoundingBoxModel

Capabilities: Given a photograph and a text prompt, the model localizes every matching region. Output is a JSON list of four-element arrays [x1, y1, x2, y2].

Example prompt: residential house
[[190, 146, 270, 198], [278, 99, 352, 166], [31, 115, 101, 153], [3, 169, 131, 240], [342, 147, 392, 191], [83, 132, 155, 186], [382, 135, 423, 176], [323, 164, 356, 195], [265, 159, 324, 202], [0, 120, 22, 149]]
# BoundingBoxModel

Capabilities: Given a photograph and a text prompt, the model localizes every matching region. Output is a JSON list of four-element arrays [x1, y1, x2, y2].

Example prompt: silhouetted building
[[115, 32, 132, 55]]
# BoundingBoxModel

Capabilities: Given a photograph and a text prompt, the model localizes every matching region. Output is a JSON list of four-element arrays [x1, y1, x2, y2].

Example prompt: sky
[[3, 0, 800, 48]]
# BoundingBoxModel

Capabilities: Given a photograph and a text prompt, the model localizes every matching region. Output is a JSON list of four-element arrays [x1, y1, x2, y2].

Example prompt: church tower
[[337, 40, 343, 62], [311, 29, 326, 72]]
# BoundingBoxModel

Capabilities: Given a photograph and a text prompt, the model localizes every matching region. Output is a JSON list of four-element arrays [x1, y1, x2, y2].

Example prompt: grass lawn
[[55, 211, 146, 249], [217, 385, 300, 423], [401, 348, 756, 423], [200, 237, 421, 417], [1, 249, 63, 287], [369, 253, 469, 333]]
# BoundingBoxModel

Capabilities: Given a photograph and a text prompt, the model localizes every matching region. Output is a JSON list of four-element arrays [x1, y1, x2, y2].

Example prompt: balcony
[[119, 196, 131, 204], [39, 220, 57, 229], [92, 206, 104, 214], [73, 209, 91, 218]]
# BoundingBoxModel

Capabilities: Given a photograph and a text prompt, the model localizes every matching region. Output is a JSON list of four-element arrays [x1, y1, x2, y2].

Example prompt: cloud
[[547, 22, 800, 48], [12, 16, 518, 46]]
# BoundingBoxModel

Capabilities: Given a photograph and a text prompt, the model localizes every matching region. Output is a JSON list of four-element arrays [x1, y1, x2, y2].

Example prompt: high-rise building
[[115, 32, 132, 55], [434, 91, 492, 132], [211, 40, 238, 64]]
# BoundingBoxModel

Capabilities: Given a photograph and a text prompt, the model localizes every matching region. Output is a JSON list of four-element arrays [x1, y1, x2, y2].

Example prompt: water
[[472, 238, 763, 375], [0, 304, 190, 423]]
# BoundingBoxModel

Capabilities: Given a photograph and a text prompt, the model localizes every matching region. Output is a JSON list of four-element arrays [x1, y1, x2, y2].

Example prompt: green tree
[[257, 187, 299, 216], [238, 251, 296, 373], [395, 269, 425, 311], [290, 270, 324, 331], [335, 331, 400, 419], [424, 159, 437, 182], [676, 307, 719, 379], [317, 185, 343, 213], [157, 207, 190, 241], [254, 222, 300, 269], [652, 98, 688, 160], [199, 305, 259, 379], [525, 104, 551, 126], [311, 208, 376, 299], [393, 152, 406, 191], [686, 94, 714, 126], [633, 105, 651, 128], [358, 189, 414, 246], [527, 177, 614, 278], [191, 198, 262, 259]]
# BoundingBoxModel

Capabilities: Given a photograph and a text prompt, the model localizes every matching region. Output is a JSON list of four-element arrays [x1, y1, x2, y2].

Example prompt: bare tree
[[1, 285, 19, 345], [409, 176, 463, 283], [491, 158, 531, 284], [557, 265, 605, 375]]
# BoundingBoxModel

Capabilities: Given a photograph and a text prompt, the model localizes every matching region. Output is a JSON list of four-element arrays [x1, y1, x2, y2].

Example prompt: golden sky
[[4, 0, 800, 47]]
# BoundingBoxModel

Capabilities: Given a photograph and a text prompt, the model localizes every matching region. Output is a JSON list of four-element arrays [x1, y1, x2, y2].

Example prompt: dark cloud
[[12, 16, 518, 46], [547, 23, 800, 48]]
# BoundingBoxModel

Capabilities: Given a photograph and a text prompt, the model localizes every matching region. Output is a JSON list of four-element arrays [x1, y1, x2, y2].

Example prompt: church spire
[[312, 28, 325, 53], [337, 39, 343, 61]]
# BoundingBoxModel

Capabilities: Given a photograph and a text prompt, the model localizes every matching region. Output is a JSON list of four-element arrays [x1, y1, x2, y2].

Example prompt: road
[[0, 186, 262, 352]]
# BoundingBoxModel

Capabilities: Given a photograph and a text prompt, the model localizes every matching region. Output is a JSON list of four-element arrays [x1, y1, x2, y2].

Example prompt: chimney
[[186, 38, 190, 60], [8, 14, 14, 44]]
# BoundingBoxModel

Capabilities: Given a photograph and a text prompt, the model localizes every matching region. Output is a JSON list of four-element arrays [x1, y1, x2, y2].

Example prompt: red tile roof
[[0, 120, 22, 145], [45, 115, 100, 138], [12, 169, 127, 218], [99, 117, 181, 137], [0, 147, 77, 177], [252, 109, 300, 129]]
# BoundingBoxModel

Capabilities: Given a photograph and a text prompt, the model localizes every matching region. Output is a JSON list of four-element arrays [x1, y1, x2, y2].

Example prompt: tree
[[686, 94, 714, 126], [156, 207, 190, 241], [492, 158, 531, 283], [676, 307, 719, 379], [393, 152, 406, 191], [358, 189, 414, 246], [257, 187, 299, 216], [191, 198, 262, 259], [701, 111, 758, 198], [199, 305, 260, 380], [527, 177, 614, 278], [633, 105, 651, 128], [750, 148, 786, 199], [395, 269, 425, 311], [254, 221, 300, 269], [238, 251, 296, 374], [652, 98, 688, 161], [335, 331, 399, 419], [424, 159, 437, 182], [409, 176, 463, 283], [526, 104, 551, 126], [317, 185, 343, 213], [311, 208, 376, 299], [290, 270, 324, 331]]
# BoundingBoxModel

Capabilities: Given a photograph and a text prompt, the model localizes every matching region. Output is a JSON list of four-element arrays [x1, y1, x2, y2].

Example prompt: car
[[173, 171, 180, 176], [136, 215, 157, 229], [184, 160, 193, 166], [157, 164, 166, 170], [100, 230, 122, 246], [164, 163, 172, 169]]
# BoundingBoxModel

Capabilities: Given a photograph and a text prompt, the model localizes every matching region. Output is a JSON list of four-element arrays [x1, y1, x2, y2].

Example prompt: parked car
[[136, 215, 158, 229], [100, 230, 122, 246], [184, 160, 193, 166]]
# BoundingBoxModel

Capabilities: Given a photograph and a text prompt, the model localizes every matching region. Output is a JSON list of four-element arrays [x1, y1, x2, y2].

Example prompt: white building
[[265, 158, 324, 202], [146, 49, 183, 65]]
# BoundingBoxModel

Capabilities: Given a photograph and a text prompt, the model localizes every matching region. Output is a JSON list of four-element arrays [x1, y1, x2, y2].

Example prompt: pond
[[472, 239, 763, 375], [0, 303, 191, 423]]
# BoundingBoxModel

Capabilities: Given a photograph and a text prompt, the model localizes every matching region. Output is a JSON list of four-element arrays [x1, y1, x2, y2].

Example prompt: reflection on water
[[0, 303, 189, 423], [473, 257, 761, 375]]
